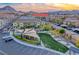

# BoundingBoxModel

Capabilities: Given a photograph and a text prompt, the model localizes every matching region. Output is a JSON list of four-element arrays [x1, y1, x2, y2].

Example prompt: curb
[[10, 32, 64, 55]]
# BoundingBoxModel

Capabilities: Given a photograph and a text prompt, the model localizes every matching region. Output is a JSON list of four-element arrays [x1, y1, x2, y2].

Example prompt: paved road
[[0, 33, 59, 55], [0, 52, 4, 55]]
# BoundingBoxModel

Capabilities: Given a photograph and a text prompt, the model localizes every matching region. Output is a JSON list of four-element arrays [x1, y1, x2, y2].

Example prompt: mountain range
[[0, 6, 16, 13], [0, 5, 79, 15]]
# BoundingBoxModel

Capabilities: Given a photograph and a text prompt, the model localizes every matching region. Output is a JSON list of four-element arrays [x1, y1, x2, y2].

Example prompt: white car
[[2, 36, 13, 43]]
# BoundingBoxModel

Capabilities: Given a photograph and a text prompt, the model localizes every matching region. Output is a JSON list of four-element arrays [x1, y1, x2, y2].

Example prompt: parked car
[[73, 30, 79, 34], [55, 24, 61, 26], [60, 24, 68, 29], [2, 36, 13, 43], [66, 27, 73, 30], [72, 28, 79, 34]]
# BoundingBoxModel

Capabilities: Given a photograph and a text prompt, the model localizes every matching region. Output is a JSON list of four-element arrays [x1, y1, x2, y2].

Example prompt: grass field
[[38, 33, 69, 53]]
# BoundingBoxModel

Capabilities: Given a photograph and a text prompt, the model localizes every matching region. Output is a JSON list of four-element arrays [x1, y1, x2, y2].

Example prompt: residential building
[[13, 16, 41, 28], [32, 13, 49, 21], [63, 17, 79, 27]]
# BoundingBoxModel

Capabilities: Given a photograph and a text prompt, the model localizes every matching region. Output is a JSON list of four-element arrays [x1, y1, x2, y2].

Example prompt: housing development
[[0, 3, 79, 55]]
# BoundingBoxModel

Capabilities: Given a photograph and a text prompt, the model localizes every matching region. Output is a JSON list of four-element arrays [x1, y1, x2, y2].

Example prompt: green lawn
[[13, 35, 40, 45], [38, 33, 69, 53]]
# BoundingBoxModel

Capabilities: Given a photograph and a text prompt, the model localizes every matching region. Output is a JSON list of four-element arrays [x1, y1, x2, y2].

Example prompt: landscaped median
[[13, 34, 40, 45], [37, 33, 69, 53]]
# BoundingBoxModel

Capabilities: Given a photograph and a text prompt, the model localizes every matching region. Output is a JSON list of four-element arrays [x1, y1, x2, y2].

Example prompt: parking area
[[0, 33, 59, 55], [0, 39, 58, 55]]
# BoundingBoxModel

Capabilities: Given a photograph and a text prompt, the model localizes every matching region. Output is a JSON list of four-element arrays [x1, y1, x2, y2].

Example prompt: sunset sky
[[0, 3, 79, 12]]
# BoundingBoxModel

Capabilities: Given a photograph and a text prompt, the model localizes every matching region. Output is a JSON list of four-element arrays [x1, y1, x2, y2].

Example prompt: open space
[[38, 33, 69, 53]]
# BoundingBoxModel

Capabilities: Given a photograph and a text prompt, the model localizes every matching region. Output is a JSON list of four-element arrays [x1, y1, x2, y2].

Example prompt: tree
[[59, 29, 65, 34], [20, 23, 35, 38], [40, 23, 52, 31], [68, 22, 75, 28], [75, 40, 79, 48], [59, 29, 65, 40], [20, 24, 28, 38], [52, 19, 63, 25]]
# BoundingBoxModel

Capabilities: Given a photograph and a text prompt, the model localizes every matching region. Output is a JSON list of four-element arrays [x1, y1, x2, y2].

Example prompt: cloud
[[0, 3, 79, 12], [11, 3, 60, 12]]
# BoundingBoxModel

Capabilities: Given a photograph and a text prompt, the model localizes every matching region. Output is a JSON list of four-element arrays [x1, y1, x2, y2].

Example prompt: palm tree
[[20, 24, 27, 38], [20, 23, 34, 39]]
